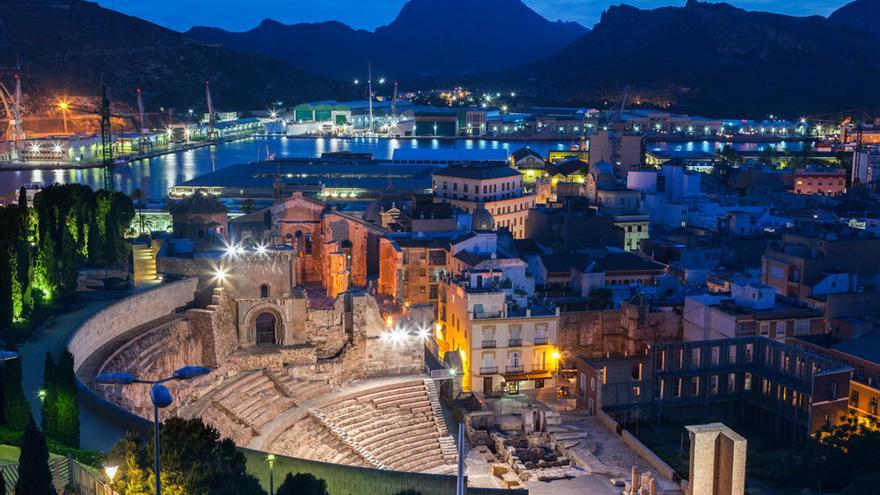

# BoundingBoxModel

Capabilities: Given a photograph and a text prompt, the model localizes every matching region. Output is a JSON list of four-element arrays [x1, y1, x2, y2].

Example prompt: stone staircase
[[308, 409, 386, 469], [424, 379, 458, 466]]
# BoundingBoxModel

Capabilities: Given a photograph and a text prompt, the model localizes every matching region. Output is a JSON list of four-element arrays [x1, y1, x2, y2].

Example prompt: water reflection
[[0, 136, 810, 200]]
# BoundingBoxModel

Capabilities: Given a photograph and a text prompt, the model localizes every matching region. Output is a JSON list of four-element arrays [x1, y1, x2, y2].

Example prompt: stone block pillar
[[686, 423, 747, 495]]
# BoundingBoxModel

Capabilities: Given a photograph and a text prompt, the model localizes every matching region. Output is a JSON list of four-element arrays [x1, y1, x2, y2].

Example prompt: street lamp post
[[95, 365, 210, 495], [266, 453, 276, 494]]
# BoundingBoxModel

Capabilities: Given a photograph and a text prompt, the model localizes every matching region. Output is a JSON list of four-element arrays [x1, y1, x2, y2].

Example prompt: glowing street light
[[57, 100, 70, 133], [266, 454, 276, 494], [104, 465, 119, 484], [378, 77, 386, 84], [354, 79, 360, 85]]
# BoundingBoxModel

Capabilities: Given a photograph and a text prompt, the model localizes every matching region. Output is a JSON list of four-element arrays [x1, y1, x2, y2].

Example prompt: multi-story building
[[432, 163, 536, 238], [683, 282, 824, 342], [613, 214, 650, 252], [576, 336, 852, 438], [761, 230, 880, 300], [792, 167, 847, 196], [437, 270, 560, 396], [792, 332, 880, 424]]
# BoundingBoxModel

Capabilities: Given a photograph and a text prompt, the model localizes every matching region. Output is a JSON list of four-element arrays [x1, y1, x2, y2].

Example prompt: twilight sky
[[98, 0, 850, 32]]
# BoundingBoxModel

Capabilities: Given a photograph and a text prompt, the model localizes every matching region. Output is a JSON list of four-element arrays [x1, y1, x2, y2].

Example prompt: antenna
[[368, 62, 374, 135], [136, 88, 147, 133]]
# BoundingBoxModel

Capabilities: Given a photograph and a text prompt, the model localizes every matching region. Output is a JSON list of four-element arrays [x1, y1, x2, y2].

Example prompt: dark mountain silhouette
[[0, 0, 343, 112], [186, 0, 588, 79], [829, 0, 880, 38], [505, 0, 880, 116]]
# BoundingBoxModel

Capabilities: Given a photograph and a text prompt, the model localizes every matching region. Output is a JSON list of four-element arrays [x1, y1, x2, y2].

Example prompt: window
[[727, 374, 736, 394], [711, 346, 720, 366], [710, 375, 719, 395], [744, 372, 753, 391], [871, 397, 879, 416], [851, 390, 860, 408], [728, 345, 737, 364], [260, 284, 269, 298]]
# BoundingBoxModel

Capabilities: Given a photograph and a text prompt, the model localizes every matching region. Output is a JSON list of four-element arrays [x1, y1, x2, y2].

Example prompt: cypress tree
[[2, 351, 29, 431], [15, 414, 55, 495], [40, 353, 55, 439], [51, 351, 78, 448]]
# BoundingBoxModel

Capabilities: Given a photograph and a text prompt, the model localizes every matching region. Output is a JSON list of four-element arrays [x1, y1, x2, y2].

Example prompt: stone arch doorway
[[255, 312, 277, 345]]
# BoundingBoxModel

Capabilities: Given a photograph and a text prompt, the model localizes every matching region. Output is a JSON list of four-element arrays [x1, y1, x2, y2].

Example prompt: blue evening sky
[[98, 0, 850, 32]]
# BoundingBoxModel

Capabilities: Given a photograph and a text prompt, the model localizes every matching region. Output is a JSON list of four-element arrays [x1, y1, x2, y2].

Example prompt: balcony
[[505, 365, 524, 374], [473, 310, 504, 320], [534, 337, 549, 345], [481, 340, 496, 349], [479, 366, 499, 375], [507, 338, 523, 346]]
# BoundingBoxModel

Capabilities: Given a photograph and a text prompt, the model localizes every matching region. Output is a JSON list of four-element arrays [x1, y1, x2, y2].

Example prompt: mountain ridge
[[185, 0, 588, 79]]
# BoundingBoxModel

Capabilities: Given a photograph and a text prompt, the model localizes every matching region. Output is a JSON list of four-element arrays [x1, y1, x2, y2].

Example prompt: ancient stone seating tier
[[269, 414, 371, 468], [193, 370, 331, 446], [309, 380, 454, 473]]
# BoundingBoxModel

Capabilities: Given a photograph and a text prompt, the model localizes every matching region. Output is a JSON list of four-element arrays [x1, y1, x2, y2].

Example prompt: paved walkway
[[19, 292, 130, 451]]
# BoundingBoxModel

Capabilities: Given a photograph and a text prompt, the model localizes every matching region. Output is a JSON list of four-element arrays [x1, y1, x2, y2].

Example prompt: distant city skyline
[[98, 0, 850, 33]]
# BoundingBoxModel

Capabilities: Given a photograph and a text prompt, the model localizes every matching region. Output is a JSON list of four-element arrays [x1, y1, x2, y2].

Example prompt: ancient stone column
[[631, 465, 640, 493], [685, 423, 747, 495]]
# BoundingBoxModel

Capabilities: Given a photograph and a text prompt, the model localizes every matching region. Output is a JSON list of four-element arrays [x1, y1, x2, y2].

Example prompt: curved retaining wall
[[68, 277, 198, 371], [68, 278, 199, 435]]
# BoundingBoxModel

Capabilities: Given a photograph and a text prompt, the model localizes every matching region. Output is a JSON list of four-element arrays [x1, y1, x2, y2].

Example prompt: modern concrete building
[[576, 336, 852, 438]]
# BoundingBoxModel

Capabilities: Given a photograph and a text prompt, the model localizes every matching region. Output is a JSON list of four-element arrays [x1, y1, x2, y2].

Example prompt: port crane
[[0, 73, 25, 160], [62, 84, 142, 191]]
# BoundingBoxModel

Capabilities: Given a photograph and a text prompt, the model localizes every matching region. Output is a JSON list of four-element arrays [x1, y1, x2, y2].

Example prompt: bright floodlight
[[379, 77, 386, 84], [95, 372, 136, 385], [354, 79, 360, 85], [213, 266, 228, 283], [172, 365, 211, 380], [104, 465, 118, 482], [416, 326, 431, 339], [390, 327, 408, 344], [256, 243, 267, 255]]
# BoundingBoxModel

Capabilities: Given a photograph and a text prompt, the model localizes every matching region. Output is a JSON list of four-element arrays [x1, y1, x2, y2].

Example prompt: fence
[[0, 456, 117, 495]]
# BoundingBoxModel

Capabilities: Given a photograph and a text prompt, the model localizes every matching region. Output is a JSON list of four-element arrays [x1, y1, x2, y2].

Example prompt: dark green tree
[[51, 351, 79, 448], [14, 414, 55, 495], [107, 433, 151, 495], [2, 350, 29, 430], [40, 353, 55, 437], [0, 470, 6, 495], [275, 473, 328, 495], [110, 417, 263, 494], [842, 475, 880, 495]]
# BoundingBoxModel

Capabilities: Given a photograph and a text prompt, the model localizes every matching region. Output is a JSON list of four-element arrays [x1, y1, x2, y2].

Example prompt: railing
[[531, 366, 548, 373], [473, 311, 504, 320], [534, 336, 549, 345], [481, 340, 497, 348], [480, 366, 499, 375], [507, 338, 523, 346], [506, 365, 524, 373]]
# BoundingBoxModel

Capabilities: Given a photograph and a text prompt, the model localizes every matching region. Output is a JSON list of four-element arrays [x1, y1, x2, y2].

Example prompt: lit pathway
[[18, 291, 128, 451]]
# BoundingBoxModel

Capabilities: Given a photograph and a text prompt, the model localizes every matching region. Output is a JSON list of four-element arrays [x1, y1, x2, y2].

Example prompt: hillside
[[186, 0, 588, 79], [0, 0, 343, 113], [829, 0, 880, 38], [508, 0, 880, 116]]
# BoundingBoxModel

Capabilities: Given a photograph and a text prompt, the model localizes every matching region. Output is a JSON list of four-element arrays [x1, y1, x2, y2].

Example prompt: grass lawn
[[0, 444, 65, 465]]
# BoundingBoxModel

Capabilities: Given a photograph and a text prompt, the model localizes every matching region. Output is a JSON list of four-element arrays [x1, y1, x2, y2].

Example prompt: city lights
[[212, 266, 228, 284]]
